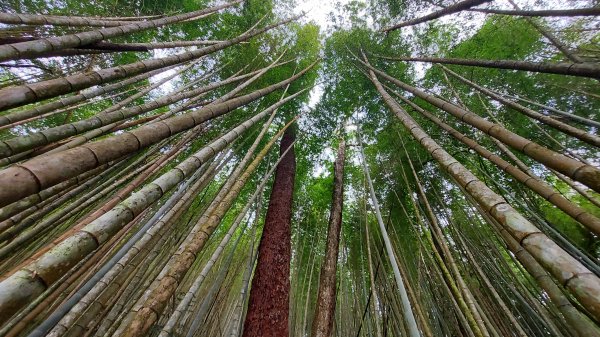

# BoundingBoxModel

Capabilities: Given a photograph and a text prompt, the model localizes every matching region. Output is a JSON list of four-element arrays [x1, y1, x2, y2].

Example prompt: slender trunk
[[468, 7, 600, 17], [0, 0, 243, 61], [243, 126, 297, 337], [364, 61, 600, 323], [381, 0, 492, 32], [311, 137, 346, 337], [0, 14, 300, 111], [374, 55, 600, 79], [441, 65, 600, 147], [359, 59, 600, 193], [0, 64, 314, 207]]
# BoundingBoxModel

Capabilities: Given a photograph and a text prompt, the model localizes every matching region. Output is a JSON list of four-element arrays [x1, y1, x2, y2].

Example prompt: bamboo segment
[[0, 0, 243, 61], [0, 93, 304, 321], [441, 66, 600, 147], [0, 62, 316, 207], [365, 61, 600, 323], [0, 14, 300, 111], [392, 91, 600, 235], [360, 61, 600, 193]]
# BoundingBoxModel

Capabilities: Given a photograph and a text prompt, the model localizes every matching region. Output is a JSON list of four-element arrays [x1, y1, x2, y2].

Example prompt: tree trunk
[[243, 125, 297, 337], [359, 59, 600, 193], [0, 0, 243, 62], [0, 64, 314, 208], [374, 55, 600, 79], [311, 137, 346, 337], [382, 0, 492, 32], [468, 7, 600, 17], [364, 59, 600, 324]]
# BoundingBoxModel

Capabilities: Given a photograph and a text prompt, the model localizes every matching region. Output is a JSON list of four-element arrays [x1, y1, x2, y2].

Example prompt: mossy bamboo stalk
[[360, 60, 600, 193], [0, 0, 243, 61], [0, 97, 300, 319], [0, 61, 316, 207], [0, 13, 301, 111], [366, 63, 600, 323]]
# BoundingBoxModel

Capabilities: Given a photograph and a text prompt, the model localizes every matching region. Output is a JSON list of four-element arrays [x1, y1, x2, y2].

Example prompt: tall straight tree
[[243, 125, 297, 337], [311, 136, 346, 337]]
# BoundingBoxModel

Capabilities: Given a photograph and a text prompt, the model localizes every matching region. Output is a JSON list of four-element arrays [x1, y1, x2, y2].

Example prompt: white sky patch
[[295, 0, 354, 33]]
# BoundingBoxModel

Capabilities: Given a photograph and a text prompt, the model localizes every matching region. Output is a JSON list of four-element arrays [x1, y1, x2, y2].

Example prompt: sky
[[295, 0, 354, 32]]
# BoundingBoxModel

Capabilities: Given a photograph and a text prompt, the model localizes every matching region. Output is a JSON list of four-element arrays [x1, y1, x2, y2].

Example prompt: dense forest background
[[0, 0, 598, 336]]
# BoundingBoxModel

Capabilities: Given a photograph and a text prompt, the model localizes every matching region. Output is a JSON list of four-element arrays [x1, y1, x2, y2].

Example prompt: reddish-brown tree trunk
[[243, 126, 296, 337], [311, 137, 346, 337]]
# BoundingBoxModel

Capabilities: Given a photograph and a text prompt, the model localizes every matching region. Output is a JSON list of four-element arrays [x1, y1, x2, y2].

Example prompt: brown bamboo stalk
[[0, 61, 316, 207], [364, 60, 600, 323], [381, 0, 493, 32], [0, 0, 243, 61], [441, 65, 600, 148], [359, 60, 600, 193]]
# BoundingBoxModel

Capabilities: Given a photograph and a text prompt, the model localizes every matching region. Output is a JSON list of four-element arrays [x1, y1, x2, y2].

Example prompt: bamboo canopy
[[0, 1, 599, 337]]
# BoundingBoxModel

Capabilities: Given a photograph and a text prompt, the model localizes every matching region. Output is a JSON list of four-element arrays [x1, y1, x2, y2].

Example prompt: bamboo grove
[[0, 0, 598, 336]]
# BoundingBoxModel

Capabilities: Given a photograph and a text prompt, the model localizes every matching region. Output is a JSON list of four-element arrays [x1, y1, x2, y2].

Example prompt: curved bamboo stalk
[[0, 0, 243, 61], [365, 63, 600, 323], [0, 62, 316, 207], [0, 14, 300, 112], [358, 60, 600, 193], [381, 0, 492, 32], [441, 66, 600, 148], [465, 191, 600, 337]]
